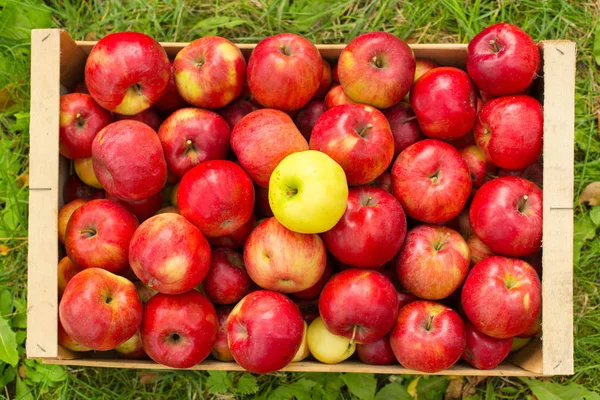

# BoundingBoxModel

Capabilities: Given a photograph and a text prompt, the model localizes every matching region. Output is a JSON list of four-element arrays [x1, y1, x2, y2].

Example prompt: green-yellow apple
[[269, 150, 348, 234], [291, 321, 310, 362], [74, 157, 103, 189], [510, 336, 532, 353], [307, 317, 355, 364]]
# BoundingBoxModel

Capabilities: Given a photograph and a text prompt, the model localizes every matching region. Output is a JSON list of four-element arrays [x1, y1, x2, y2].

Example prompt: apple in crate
[[390, 301, 466, 373], [106, 192, 162, 222], [310, 104, 394, 186], [134, 281, 158, 304], [293, 257, 333, 300], [312, 60, 333, 99], [231, 109, 308, 188], [58, 199, 86, 244], [59, 93, 112, 159], [178, 160, 254, 237], [115, 108, 162, 131], [410, 67, 477, 140], [414, 58, 438, 81], [294, 100, 327, 141], [85, 32, 170, 115], [459, 145, 496, 188], [382, 102, 424, 157], [462, 320, 513, 369], [153, 61, 188, 113], [141, 291, 218, 368], [469, 176, 542, 256], [158, 108, 230, 177], [58, 319, 90, 352], [461, 256, 541, 339], [307, 316, 356, 364], [247, 33, 323, 111], [217, 98, 257, 131], [357, 336, 396, 365], [269, 150, 348, 234], [467, 234, 495, 265], [338, 32, 415, 109], [227, 290, 304, 373], [129, 213, 211, 294], [474, 95, 543, 170], [397, 225, 470, 300], [323, 187, 407, 269], [63, 175, 105, 203], [115, 330, 147, 359], [319, 269, 398, 343], [466, 22, 540, 96], [325, 85, 357, 108], [59, 268, 143, 351], [92, 120, 167, 200], [518, 312, 542, 338], [65, 199, 139, 273], [74, 157, 103, 189], [291, 321, 311, 362], [206, 214, 256, 249], [212, 307, 234, 362], [174, 36, 246, 109], [57, 256, 82, 298], [203, 248, 251, 304], [244, 217, 326, 293], [392, 139, 472, 223]]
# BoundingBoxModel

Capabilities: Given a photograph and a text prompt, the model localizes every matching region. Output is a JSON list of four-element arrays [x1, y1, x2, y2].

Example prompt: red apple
[[391, 139, 472, 223], [174, 36, 246, 109], [467, 234, 495, 265], [153, 61, 188, 113], [212, 307, 234, 361], [319, 269, 398, 343], [498, 160, 543, 188], [313, 60, 333, 99], [474, 95, 542, 170], [227, 290, 304, 373], [459, 145, 496, 188], [244, 217, 327, 293], [158, 108, 230, 177], [323, 187, 407, 268], [462, 320, 512, 369], [325, 85, 357, 108], [92, 120, 167, 201], [178, 160, 255, 237], [155, 205, 179, 215], [129, 213, 211, 294], [310, 104, 394, 186], [231, 109, 308, 187], [115, 330, 147, 359], [206, 214, 256, 249], [115, 108, 162, 131], [382, 102, 424, 158], [389, 301, 466, 373], [293, 257, 333, 300], [59, 268, 143, 351], [414, 58, 438, 82], [203, 248, 251, 304], [58, 319, 90, 352], [59, 93, 112, 159], [217, 98, 257, 131], [63, 175, 105, 203], [338, 32, 415, 109], [58, 199, 87, 244], [57, 256, 82, 298], [466, 23, 540, 96], [294, 100, 327, 141], [134, 281, 158, 304], [357, 335, 396, 365], [247, 33, 323, 111], [469, 176, 542, 256], [461, 256, 541, 338], [255, 186, 274, 218], [410, 67, 477, 139], [65, 199, 139, 273], [369, 172, 392, 193], [106, 192, 162, 222], [141, 290, 218, 368], [85, 32, 170, 115]]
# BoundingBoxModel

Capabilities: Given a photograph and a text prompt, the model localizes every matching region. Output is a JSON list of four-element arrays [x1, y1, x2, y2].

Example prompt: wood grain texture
[[59, 30, 87, 88], [539, 40, 576, 376]]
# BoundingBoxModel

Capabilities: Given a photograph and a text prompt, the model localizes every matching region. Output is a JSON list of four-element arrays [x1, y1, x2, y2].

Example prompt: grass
[[1, 0, 599, 398]]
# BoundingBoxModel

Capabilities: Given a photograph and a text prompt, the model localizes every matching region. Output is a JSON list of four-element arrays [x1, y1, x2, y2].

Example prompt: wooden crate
[[27, 29, 575, 376]]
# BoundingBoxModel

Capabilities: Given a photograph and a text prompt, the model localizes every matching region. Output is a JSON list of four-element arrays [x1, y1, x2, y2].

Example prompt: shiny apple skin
[[85, 32, 170, 115], [389, 301, 466, 373], [323, 187, 407, 268], [58, 319, 90, 352], [469, 176, 542, 256], [212, 306, 234, 361], [461, 320, 512, 369], [227, 290, 304, 373], [410, 67, 477, 140], [206, 214, 256, 249], [293, 257, 334, 300], [203, 248, 251, 305], [310, 104, 394, 186], [357, 335, 396, 365], [247, 33, 323, 111], [217, 98, 257, 131], [65, 199, 139, 273], [178, 160, 255, 237], [325, 85, 358, 108], [461, 256, 541, 339], [63, 175, 105, 203], [141, 291, 218, 368], [466, 23, 540, 96], [313, 60, 333, 99], [158, 108, 230, 177], [59, 268, 143, 351], [382, 102, 424, 158], [59, 93, 112, 159], [153, 61, 188, 113], [115, 108, 162, 131], [397, 225, 470, 300], [391, 139, 472, 223], [474, 95, 543, 170], [319, 269, 398, 343], [294, 100, 327, 141], [106, 192, 162, 222]]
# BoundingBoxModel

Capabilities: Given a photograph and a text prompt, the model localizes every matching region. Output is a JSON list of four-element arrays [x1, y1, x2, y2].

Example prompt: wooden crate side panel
[[539, 41, 576, 375]]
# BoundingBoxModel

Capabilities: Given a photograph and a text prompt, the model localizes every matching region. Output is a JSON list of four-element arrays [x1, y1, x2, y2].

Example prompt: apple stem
[[372, 56, 382, 68], [76, 113, 82, 119], [350, 325, 358, 345], [364, 196, 373, 206], [357, 124, 373, 138], [517, 195, 529, 213], [426, 314, 434, 331], [401, 116, 418, 124], [489, 38, 502, 53], [78, 229, 96, 237]]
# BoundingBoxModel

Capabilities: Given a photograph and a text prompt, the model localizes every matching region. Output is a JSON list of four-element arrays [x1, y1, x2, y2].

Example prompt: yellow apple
[[510, 336, 532, 353], [292, 321, 310, 362], [307, 317, 355, 364], [269, 150, 348, 234], [74, 157, 103, 189]]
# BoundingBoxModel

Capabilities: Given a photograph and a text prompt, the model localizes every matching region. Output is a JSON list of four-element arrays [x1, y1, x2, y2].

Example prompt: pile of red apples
[[57, 22, 543, 373]]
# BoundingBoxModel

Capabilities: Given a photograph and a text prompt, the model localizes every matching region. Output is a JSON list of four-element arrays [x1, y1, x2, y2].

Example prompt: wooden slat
[[508, 337, 543, 374], [27, 29, 62, 358], [59, 31, 87, 88], [539, 40, 576, 375]]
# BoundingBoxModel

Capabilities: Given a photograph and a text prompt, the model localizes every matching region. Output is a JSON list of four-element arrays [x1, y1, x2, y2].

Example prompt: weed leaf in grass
[[484, 378, 496, 400], [236, 373, 258, 395], [573, 213, 598, 265], [0, 363, 16, 388], [0, 315, 18, 366], [375, 382, 412, 400], [206, 370, 232, 394], [0, 289, 11, 317], [415, 376, 450, 400], [304, 372, 343, 400], [0, 0, 52, 43], [268, 378, 316, 400], [340, 373, 377, 400], [520, 378, 600, 400], [24, 359, 67, 384], [16, 376, 34, 400], [590, 205, 600, 226]]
